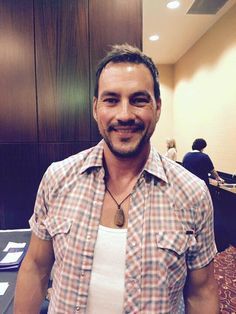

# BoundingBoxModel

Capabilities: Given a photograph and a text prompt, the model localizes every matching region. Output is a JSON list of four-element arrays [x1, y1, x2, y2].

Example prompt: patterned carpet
[[214, 246, 236, 313]]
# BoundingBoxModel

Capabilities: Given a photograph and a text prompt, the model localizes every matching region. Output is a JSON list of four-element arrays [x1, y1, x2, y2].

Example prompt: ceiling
[[143, 0, 236, 64]]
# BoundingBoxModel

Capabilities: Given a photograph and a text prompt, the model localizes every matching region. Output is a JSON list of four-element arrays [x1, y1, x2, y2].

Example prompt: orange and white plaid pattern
[[30, 140, 217, 313]]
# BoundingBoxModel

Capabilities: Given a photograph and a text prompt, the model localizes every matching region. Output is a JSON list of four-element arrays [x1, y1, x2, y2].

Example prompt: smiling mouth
[[108, 123, 144, 133], [114, 127, 140, 133]]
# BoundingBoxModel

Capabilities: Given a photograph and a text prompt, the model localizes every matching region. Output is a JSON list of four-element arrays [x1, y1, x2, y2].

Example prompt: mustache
[[107, 120, 145, 132]]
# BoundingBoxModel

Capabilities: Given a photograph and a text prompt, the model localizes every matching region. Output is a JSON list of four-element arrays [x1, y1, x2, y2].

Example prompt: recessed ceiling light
[[167, 1, 180, 9], [149, 34, 160, 41]]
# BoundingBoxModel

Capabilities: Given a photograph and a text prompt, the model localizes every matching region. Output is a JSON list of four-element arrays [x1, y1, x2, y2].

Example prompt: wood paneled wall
[[0, 0, 142, 228], [0, 0, 36, 142]]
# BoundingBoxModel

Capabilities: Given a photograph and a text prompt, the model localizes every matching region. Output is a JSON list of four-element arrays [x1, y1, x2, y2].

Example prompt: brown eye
[[104, 98, 118, 104], [132, 97, 149, 106]]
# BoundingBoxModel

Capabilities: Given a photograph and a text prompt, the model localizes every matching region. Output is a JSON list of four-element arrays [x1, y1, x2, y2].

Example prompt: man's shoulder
[[46, 142, 103, 180], [150, 149, 203, 190], [162, 155, 206, 192]]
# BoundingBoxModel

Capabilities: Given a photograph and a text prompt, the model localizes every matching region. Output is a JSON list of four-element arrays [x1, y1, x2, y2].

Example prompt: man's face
[[93, 62, 161, 158]]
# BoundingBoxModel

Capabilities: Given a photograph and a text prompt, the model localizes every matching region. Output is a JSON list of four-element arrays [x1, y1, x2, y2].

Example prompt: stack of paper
[[0, 282, 9, 296], [0, 242, 27, 271]]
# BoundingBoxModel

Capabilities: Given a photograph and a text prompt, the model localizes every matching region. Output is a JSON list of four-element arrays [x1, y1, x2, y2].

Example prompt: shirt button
[[87, 234, 91, 240], [80, 271, 85, 277], [76, 306, 80, 311], [131, 241, 136, 247]]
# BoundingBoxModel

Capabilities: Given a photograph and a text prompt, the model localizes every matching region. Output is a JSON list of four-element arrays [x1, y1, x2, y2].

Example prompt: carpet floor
[[214, 245, 236, 313]]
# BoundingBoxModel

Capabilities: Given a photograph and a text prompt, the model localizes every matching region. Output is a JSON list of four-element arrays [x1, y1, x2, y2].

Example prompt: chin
[[109, 141, 148, 158], [102, 130, 151, 158], [112, 149, 139, 158]]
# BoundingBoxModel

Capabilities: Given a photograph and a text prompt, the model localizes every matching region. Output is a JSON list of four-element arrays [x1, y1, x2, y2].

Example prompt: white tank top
[[86, 225, 127, 314]]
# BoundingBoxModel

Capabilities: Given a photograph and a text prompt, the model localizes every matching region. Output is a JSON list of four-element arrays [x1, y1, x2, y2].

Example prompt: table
[[0, 229, 31, 314]]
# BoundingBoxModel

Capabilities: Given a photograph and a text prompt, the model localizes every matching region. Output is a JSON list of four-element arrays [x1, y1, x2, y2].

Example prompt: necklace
[[106, 187, 131, 228]]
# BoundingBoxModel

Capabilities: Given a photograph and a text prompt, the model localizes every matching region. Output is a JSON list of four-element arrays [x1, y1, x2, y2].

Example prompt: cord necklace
[[106, 187, 131, 228]]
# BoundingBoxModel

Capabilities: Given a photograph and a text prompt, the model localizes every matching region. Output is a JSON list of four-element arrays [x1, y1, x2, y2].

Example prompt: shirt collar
[[79, 140, 104, 174], [143, 145, 168, 184], [79, 140, 168, 184]]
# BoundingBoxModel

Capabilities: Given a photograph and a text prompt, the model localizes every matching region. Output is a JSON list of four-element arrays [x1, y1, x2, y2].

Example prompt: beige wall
[[173, 4, 236, 173], [151, 64, 174, 154], [152, 5, 236, 174]]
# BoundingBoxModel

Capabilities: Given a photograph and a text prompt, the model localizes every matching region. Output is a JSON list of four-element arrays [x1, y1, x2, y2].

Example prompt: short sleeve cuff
[[29, 214, 52, 241], [187, 243, 218, 270]]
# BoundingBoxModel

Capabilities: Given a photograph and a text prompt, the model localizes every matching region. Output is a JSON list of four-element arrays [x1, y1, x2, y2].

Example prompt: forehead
[[98, 62, 154, 94]]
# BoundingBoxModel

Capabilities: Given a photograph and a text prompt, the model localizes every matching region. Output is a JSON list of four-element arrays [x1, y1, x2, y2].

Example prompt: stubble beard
[[102, 129, 152, 159]]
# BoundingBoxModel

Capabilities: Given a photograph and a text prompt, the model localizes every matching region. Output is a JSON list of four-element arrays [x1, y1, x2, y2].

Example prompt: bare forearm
[[185, 286, 220, 314], [14, 259, 50, 314], [211, 169, 224, 182]]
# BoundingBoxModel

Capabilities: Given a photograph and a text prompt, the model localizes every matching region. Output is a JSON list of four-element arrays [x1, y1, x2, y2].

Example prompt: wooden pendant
[[115, 207, 125, 227]]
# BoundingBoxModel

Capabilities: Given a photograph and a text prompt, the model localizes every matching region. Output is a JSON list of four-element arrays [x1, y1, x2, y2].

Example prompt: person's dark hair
[[94, 43, 160, 100], [192, 138, 207, 151]]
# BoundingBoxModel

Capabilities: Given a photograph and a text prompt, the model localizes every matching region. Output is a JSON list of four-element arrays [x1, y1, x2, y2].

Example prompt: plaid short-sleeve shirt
[[29, 140, 217, 313]]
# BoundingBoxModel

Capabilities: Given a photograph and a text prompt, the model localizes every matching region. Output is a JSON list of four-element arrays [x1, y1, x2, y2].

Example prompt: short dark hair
[[192, 138, 207, 151], [94, 43, 160, 100]]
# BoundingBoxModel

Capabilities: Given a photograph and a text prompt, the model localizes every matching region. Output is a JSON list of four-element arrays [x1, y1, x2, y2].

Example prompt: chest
[[48, 179, 196, 312], [100, 191, 131, 228]]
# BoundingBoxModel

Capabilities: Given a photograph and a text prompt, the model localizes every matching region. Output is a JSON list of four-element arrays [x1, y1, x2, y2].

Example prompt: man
[[14, 44, 219, 313], [183, 138, 224, 187]]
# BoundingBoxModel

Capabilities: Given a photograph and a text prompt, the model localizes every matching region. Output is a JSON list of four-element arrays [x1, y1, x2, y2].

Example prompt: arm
[[211, 169, 224, 183], [14, 233, 54, 314], [184, 261, 220, 314]]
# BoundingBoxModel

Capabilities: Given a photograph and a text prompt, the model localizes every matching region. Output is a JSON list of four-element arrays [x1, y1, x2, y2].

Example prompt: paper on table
[[0, 251, 23, 264], [0, 282, 9, 296], [3, 241, 26, 252]]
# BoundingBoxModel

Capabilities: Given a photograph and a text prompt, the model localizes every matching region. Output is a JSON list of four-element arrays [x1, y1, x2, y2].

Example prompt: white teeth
[[116, 129, 135, 133]]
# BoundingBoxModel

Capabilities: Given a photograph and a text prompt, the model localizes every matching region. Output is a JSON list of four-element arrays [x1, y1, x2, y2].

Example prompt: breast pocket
[[44, 216, 72, 262], [155, 231, 197, 286], [156, 231, 196, 256]]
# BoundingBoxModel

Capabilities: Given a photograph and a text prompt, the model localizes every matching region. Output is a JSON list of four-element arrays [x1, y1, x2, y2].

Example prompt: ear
[[156, 98, 162, 110], [93, 97, 98, 121], [155, 98, 162, 122]]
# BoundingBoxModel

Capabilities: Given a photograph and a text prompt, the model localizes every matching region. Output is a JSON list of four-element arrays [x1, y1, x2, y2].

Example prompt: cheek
[[96, 109, 111, 127], [148, 106, 161, 124], [143, 109, 158, 126]]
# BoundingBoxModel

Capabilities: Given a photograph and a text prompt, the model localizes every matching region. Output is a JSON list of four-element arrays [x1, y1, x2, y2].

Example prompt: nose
[[116, 100, 135, 122]]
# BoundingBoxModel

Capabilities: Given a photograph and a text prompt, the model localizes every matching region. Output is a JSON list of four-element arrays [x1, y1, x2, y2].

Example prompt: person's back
[[183, 151, 213, 185], [183, 138, 224, 187]]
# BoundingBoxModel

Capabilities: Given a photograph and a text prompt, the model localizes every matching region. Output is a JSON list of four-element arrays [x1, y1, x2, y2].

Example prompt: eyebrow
[[100, 90, 151, 99], [131, 91, 151, 100], [100, 91, 120, 98]]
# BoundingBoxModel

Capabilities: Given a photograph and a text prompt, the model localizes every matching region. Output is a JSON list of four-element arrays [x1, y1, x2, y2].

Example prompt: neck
[[103, 142, 150, 191]]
